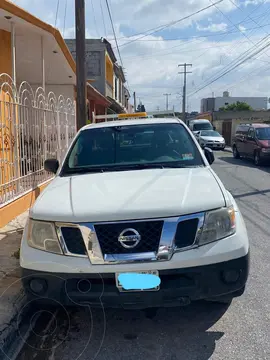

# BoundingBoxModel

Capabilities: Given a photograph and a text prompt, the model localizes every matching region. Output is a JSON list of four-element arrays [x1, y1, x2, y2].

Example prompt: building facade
[[0, 0, 111, 227], [65, 38, 130, 115], [201, 91, 268, 112]]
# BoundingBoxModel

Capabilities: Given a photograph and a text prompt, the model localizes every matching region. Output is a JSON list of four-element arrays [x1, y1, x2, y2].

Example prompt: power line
[[105, 0, 131, 93], [110, 22, 270, 42], [54, 0, 60, 28], [188, 10, 270, 95], [188, 1, 270, 95], [216, 62, 268, 93], [91, 0, 100, 37], [108, 12, 270, 42], [100, 0, 107, 37], [122, 40, 249, 61], [209, 0, 270, 61], [63, 0, 68, 38], [116, 0, 224, 49], [191, 0, 270, 70], [188, 36, 270, 97]]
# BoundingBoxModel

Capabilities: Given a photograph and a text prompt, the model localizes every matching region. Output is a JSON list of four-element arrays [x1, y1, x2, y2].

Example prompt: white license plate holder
[[115, 270, 160, 292]]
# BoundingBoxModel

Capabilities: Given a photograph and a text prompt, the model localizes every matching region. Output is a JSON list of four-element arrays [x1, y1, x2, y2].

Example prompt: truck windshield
[[61, 123, 204, 174], [256, 127, 270, 140], [201, 130, 220, 137], [193, 123, 213, 131]]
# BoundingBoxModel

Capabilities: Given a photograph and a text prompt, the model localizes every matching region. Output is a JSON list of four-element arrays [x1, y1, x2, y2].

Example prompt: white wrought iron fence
[[0, 73, 76, 207]]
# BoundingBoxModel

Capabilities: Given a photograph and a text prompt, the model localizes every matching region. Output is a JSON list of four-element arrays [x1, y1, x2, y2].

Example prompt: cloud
[[197, 22, 228, 32], [10, 0, 270, 111], [238, 25, 246, 32]]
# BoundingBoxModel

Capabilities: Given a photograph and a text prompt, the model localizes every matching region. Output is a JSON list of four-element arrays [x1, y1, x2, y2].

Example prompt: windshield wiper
[[62, 167, 107, 175], [62, 162, 202, 176]]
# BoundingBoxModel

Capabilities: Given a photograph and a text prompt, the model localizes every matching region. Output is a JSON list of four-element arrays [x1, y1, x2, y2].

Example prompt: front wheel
[[233, 145, 240, 159], [254, 151, 261, 166]]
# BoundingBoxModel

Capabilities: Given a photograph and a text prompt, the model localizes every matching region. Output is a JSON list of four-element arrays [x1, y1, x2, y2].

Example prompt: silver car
[[196, 130, 226, 150]]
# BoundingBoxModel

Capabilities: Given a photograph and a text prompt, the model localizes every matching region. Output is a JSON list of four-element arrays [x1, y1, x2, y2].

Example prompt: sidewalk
[[0, 211, 29, 359]]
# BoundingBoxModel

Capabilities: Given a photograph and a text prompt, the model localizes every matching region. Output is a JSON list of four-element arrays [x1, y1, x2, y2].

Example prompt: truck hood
[[31, 167, 226, 223], [258, 139, 270, 147]]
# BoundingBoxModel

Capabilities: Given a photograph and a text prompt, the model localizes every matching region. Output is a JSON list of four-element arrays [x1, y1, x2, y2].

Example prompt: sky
[[11, 0, 270, 112]]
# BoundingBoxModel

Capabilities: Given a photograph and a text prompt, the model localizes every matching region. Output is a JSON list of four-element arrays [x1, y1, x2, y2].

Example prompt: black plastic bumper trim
[[21, 251, 250, 309]]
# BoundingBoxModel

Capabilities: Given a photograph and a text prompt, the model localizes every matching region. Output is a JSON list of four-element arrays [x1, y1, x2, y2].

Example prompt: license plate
[[115, 270, 160, 292]]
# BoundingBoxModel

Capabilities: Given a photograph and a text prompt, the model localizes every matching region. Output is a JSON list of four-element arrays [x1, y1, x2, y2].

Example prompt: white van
[[189, 119, 213, 133]]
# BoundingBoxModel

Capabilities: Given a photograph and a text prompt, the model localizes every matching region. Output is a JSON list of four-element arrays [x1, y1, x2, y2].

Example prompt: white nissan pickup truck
[[20, 116, 249, 309]]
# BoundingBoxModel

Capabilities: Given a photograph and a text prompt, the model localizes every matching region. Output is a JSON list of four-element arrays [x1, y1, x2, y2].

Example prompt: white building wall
[[45, 85, 75, 101], [214, 96, 268, 111], [29, 84, 74, 101]]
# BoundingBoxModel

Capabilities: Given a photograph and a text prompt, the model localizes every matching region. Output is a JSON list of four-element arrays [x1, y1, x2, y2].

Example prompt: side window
[[248, 128, 255, 138]]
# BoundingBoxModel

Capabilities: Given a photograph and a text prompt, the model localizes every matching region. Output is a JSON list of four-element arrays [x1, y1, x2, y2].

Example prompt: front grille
[[174, 218, 199, 249], [95, 221, 163, 254], [61, 227, 87, 255]]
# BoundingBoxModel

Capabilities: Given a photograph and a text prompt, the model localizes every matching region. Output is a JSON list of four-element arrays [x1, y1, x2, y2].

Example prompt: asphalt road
[[15, 151, 270, 360]]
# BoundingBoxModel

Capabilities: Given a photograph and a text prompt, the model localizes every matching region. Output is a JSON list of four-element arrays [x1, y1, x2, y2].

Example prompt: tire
[[233, 145, 240, 159], [254, 151, 261, 166]]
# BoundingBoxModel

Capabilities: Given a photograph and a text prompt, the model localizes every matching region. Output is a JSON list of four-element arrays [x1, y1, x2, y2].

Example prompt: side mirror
[[213, 126, 216, 130], [204, 147, 215, 165], [44, 159, 59, 174]]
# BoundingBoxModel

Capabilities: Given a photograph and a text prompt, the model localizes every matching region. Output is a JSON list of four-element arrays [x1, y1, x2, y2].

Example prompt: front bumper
[[201, 143, 225, 150], [21, 252, 249, 309]]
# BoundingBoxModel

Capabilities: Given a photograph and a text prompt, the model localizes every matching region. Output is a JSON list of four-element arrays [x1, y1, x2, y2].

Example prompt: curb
[[0, 279, 27, 360], [223, 147, 232, 153]]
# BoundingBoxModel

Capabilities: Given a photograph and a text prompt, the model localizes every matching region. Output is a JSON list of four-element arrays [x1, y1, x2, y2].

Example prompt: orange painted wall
[[0, 181, 50, 227], [105, 54, 114, 86], [0, 30, 12, 76]]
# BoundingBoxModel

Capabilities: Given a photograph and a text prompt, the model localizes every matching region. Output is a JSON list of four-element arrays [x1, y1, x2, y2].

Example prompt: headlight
[[262, 148, 270, 153], [27, 219, 63, 254], [199, 206, 236, 245]]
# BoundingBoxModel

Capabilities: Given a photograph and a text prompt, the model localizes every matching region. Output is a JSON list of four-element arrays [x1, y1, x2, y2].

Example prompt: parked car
[[20, 116, 249, 309], [196, 130, 226, 150], [188, 119, 213, 133], [232, 123, 270, 165]]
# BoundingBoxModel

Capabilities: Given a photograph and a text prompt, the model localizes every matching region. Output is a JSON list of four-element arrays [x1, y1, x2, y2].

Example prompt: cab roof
[[189, 119, 211, 123], [81, 117, 182, 131], [238, 123, 270, 128]]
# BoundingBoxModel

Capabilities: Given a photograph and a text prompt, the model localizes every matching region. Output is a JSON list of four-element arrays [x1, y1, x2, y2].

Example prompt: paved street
[[16, 151, 270, 360]]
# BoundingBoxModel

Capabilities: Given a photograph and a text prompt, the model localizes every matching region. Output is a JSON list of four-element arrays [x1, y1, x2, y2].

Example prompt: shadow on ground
[[15, 301, 229, 360]]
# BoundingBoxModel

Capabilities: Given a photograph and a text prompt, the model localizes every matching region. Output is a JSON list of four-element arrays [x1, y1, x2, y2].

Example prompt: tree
[[219, 101, 253, 111]]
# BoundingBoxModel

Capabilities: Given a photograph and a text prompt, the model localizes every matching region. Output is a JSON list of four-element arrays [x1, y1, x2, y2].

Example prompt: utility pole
[[75, 0, 87, 130], [178, 63, 192, 124], [133, 91, 137, 112], [163, 93, 171, 111]]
